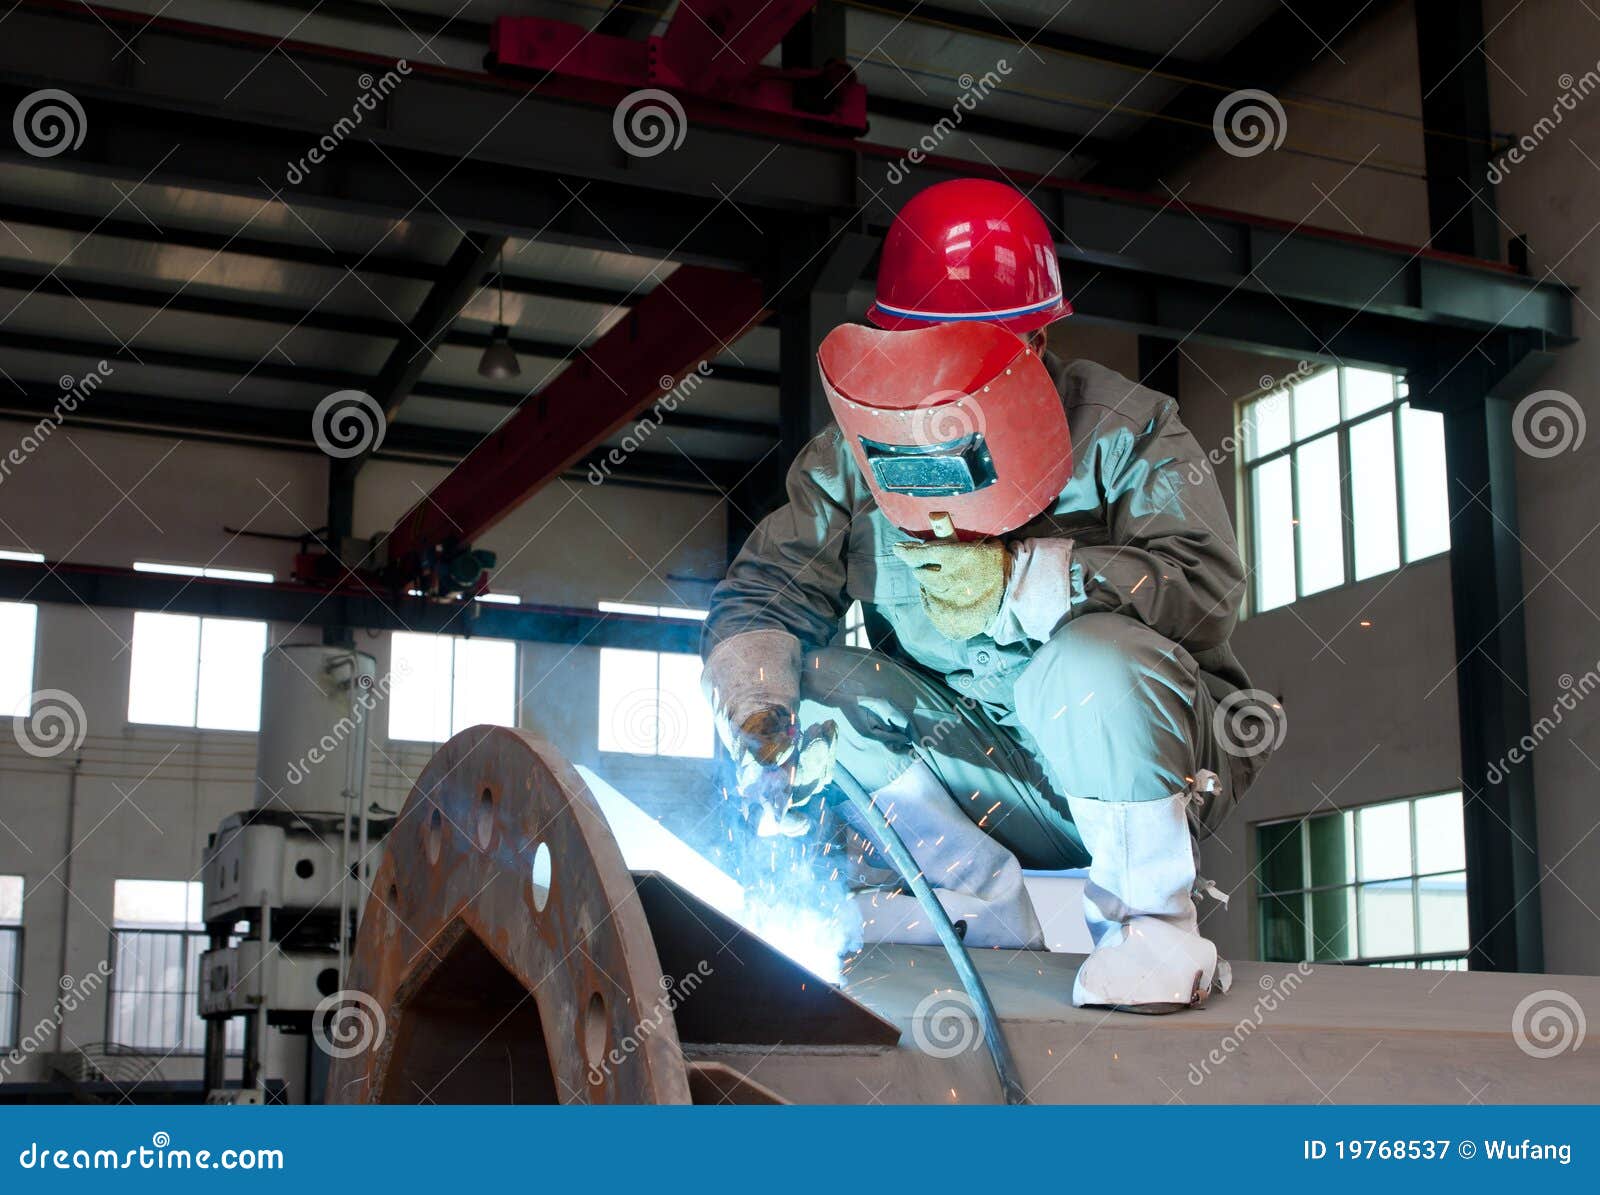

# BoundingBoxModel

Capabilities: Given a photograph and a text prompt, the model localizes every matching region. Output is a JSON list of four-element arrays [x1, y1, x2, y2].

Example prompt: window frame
[[0, 600, 39, 721], [1237, 366, 1445, 616], [1254, 791, 1469, 969], [386, 631, 519, 745], [595, 601, 712, 760], [104, 879, 244, 1056], [126, 610, 269, 732], [0, 878, 22, 1052]]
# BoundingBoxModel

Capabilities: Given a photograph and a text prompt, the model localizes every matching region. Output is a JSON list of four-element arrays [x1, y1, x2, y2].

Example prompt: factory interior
[[0, 0, 1598, 1109]]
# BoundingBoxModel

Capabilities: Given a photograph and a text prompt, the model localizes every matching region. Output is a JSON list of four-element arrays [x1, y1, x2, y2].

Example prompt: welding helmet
[[868, 179, 1069, 334], [818, 320, 1072, 540]]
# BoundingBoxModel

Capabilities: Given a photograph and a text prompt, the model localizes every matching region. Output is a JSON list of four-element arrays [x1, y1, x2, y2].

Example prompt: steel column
[[1414, 1, 1542, 972]]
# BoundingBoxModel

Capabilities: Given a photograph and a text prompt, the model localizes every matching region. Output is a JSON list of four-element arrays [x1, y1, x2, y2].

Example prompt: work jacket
[[702, 353, 1254, 719]]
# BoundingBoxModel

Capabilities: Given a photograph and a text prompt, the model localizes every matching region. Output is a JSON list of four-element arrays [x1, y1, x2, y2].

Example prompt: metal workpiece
[[328, 725, 901, 1105], [329, 726, 691, 1104], [329, 727, 1600, 1105]]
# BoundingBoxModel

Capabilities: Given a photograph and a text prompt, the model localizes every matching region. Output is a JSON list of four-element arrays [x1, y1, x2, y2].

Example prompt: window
[[1240, 367, 1450, 613], [127, 612, 267, 731], [107, 880, 213, 1053], [0, 876, 21, 1050], [1256, 792, 1468, 969], [1, 601, 38, 718], [133, 562, 273, 584], [842, 600, 871, 649], [388, 632, 517, 742], [596, 602, 714, 758]]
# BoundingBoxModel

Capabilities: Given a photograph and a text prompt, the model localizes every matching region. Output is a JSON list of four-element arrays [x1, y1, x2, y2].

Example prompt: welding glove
[[743, 718, 838, 838], [702, 629, 834, 835], [891, 538, 1011, 641]]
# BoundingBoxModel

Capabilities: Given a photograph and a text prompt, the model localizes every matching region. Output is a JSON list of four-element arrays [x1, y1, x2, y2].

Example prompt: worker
[[701, 178, 1270, 1012]]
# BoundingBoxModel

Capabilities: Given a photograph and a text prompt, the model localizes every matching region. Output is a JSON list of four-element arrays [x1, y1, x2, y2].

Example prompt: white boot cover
[[849, 760, 1044, 950], [1066, 791, 1220, 1011]]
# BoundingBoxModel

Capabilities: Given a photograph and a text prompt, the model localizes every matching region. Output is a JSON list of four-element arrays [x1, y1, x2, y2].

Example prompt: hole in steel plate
[[476, 787, 495, 850], [583, 992, 607, 1070], [425, 806, 443, 864], [529, 842, 552, 912]]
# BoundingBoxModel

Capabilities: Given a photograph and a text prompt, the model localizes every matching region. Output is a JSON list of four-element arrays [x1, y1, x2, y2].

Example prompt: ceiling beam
[[0, 203, 780, 324], [1082, 0, 1395, 190], [0, 2, 1570, 367], [358, 232, 505, 436], [0, 385, 747, 491], [595, 0, 674, 39], [0, 324, 777, 444], [385, 265, 769, 578], [849, 0, 1217, 80], [0, 266, 780, 393], [865, 95, 1118, 159]]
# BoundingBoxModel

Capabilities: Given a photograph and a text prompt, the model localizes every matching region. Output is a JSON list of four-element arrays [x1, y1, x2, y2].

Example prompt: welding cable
[[830, 766, 1029, 1105]]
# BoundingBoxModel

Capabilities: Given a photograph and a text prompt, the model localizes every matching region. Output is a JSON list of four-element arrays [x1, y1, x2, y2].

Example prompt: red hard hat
[[869, 179, 1069, 334]]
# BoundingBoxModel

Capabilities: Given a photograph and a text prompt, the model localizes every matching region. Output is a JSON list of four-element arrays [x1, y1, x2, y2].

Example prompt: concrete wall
[[0, 428, 724, 1087]]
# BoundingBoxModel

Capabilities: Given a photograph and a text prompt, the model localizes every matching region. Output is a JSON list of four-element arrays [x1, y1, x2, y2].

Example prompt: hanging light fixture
[[478, 247, 521, 380]]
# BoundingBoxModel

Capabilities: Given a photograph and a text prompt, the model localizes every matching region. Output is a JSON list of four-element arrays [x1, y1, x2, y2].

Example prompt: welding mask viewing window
[[818, 321, 1073, 540]]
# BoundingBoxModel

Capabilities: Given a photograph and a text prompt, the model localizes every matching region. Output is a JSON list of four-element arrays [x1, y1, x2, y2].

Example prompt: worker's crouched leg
[[1013, 614, 1229, 1011], [798, 646, 1045, 949], [1012, 612, 1204, 805]]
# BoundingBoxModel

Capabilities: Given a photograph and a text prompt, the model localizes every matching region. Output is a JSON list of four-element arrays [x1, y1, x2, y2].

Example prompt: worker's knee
[[1015, 614, 1190, 718], [1014, 613, 1202, 803]]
